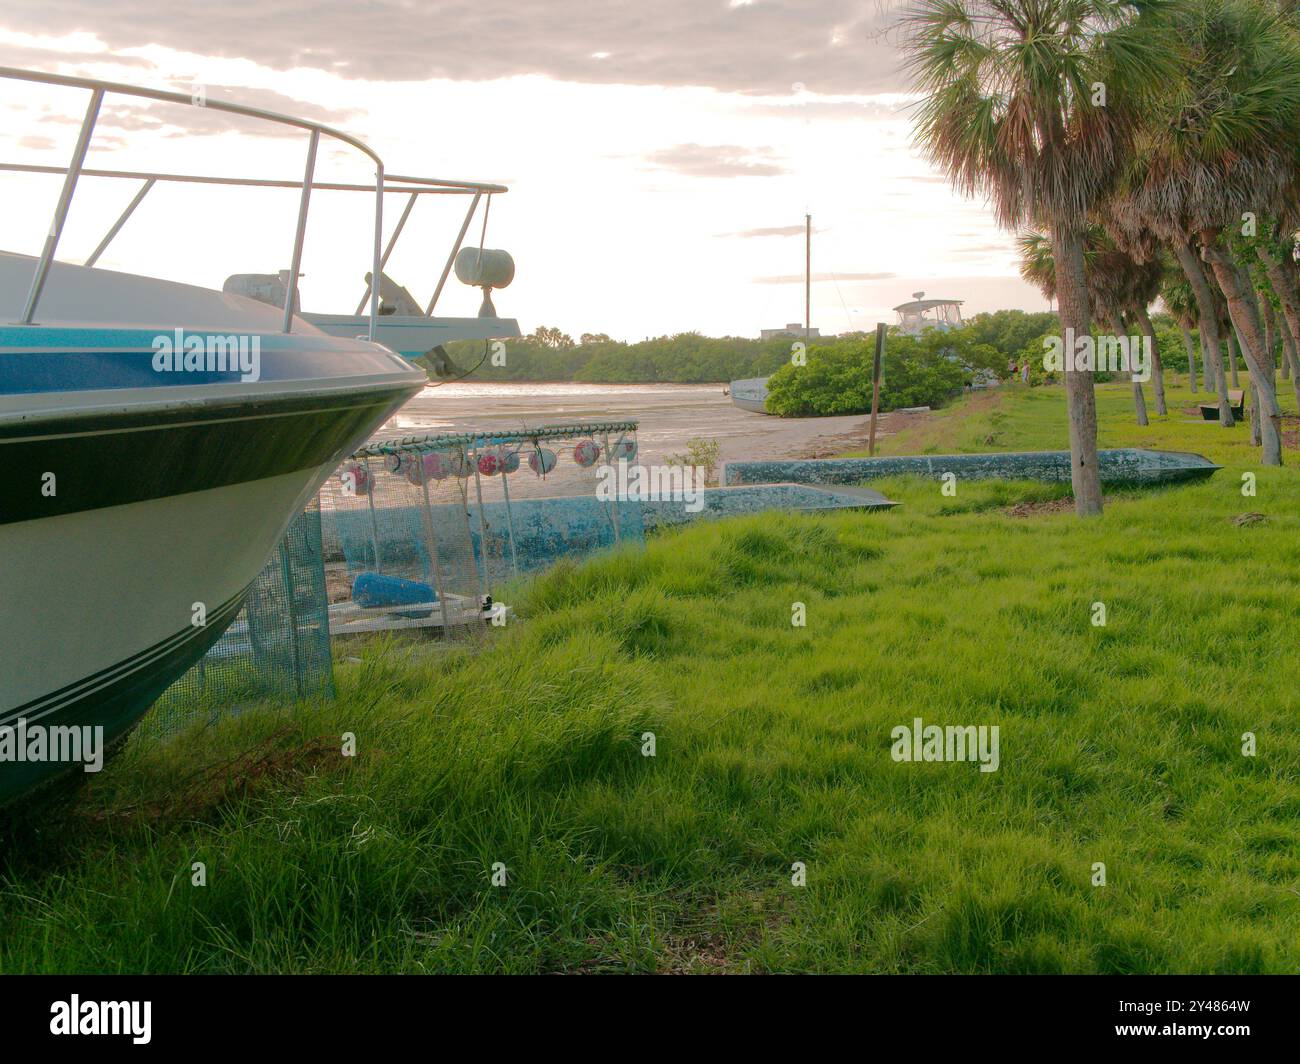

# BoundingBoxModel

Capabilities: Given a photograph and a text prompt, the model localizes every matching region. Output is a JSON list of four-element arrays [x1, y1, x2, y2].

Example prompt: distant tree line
[[764, 309, 1207, 418], [443, 328, 791, 383], [443, 310, 1070, 390]]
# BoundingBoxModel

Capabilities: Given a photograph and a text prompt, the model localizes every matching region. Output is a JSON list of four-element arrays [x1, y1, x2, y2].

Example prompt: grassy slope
[[855, 374, 1299, 465], [2, 376, 1298, 973]]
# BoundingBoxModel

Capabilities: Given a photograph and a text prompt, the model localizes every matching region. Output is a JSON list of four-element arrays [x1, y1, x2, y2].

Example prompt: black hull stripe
[[0, 603, 248, 804], [0, 385, 417, 526], [0, 384, 418, 441], [1, 589, 245, 726]]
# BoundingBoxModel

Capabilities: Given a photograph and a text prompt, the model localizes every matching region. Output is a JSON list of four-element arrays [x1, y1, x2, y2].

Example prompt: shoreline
[[373, 380, 928, 469]]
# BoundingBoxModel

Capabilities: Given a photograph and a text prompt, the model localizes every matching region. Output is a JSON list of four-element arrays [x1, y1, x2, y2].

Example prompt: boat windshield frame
[[0, 66, 509, 336]]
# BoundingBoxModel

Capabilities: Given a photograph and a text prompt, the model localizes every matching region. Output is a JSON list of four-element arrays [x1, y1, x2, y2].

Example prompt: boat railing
[[0, 66, 509, 336]]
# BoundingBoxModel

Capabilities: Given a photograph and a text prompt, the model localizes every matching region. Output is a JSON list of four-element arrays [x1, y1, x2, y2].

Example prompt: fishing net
[[143, 421, 642, 738], [320, 421, 644, 640]]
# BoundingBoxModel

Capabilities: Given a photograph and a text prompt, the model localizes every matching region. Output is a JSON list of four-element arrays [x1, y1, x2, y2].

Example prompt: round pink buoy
[[477, 451, 503, 476], [445, 449, 469, 478], [340, 463, 371, 496], [419, 452, 451, 481], [613, 435, 638, 462], [383, 453, 406, 474], [528, 447, 558, 477], [573, 439, 601, 467]]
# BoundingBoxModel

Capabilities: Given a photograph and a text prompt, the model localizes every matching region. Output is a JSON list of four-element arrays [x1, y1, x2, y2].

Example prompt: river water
[[374, 381, 897, 470]]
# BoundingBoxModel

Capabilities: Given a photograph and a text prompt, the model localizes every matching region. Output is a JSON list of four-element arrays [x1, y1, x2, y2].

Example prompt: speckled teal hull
[[724, 449, 1222, 487]]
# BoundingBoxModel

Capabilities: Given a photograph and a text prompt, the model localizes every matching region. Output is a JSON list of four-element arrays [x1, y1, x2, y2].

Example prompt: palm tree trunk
[[1227, 331, 1240, 388], [1134, 305, 1166, 415], [1237, 269, 1282, 454], [1173, 241, 1232, 423], [1249, 378, 1261, 447], [1278, 310, 1300, 409], [1201, 231, 1282, 465], [1181, 323, 1198, 392], [1052, 226, 1104, 516], [1112, 309, 1148, 425], [1256, 245, 1300, 390], [1263, 296, 1278, 374]]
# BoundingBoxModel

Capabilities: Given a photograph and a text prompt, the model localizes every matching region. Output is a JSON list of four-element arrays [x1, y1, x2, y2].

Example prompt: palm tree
[[1160, 269, 1200, 393], [1117, 0, 1300, 463], [902, 0, 1174, 515], [1018, 227, 1160, 425], [1252, 217, 1300, 406], [1096, 221, 1170, 415], [1119, 253, 1169, 417], [1017, 232, 1060, 302]]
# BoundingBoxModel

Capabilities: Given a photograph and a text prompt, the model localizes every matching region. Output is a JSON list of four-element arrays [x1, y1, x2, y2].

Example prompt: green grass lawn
[[2, 378, 1298, 973], [853, 372, 1300, 465]]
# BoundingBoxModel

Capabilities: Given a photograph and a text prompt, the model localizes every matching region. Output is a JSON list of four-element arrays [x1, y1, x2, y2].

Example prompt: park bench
[[1199, 390, 1245, 421]]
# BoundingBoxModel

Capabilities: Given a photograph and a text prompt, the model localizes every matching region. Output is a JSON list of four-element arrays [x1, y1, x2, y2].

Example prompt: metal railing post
[[475, 193, 492, 270], [282, 128, 320, 334], [19, 87, 103, 324], [369, 163, 383, 341], [85, 177, 154, 268], [426, 191, 480, 315], [355, 190, 417, 315]]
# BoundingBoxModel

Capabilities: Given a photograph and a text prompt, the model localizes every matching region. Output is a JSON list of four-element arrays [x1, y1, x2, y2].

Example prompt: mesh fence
[[142, 499, 334, 738], [321, 421, 644, 640], [144, 422, 642, 738]]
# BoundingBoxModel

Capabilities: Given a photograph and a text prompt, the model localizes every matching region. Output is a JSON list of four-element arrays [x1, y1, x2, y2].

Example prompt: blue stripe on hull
[[0, 327, 412, 395]]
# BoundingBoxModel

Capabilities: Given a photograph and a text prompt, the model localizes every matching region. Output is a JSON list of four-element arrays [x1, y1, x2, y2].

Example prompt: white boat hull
[[0, 252, 426, 801], [1, 467, 328, 718], [729, 376, 771, 414]]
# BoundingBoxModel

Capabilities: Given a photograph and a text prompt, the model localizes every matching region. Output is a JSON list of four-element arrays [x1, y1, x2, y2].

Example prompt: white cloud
[[0, 1, 908, 94]]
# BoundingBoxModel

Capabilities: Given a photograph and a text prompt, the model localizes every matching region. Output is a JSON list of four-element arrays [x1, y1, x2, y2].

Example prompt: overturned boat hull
[[724, 448, 1223, 487]]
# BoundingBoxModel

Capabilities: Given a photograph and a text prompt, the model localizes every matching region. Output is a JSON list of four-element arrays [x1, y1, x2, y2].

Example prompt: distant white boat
[[892, 292, 964, 335], [730, 377, 770, 413]]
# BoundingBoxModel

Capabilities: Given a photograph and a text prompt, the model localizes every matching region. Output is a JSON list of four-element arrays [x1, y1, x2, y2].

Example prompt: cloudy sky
[[0, 1, 1049, 339]]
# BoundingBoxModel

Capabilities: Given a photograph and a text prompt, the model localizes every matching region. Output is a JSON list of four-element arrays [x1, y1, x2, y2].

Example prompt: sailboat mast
[[804, 213, 811, 348]]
